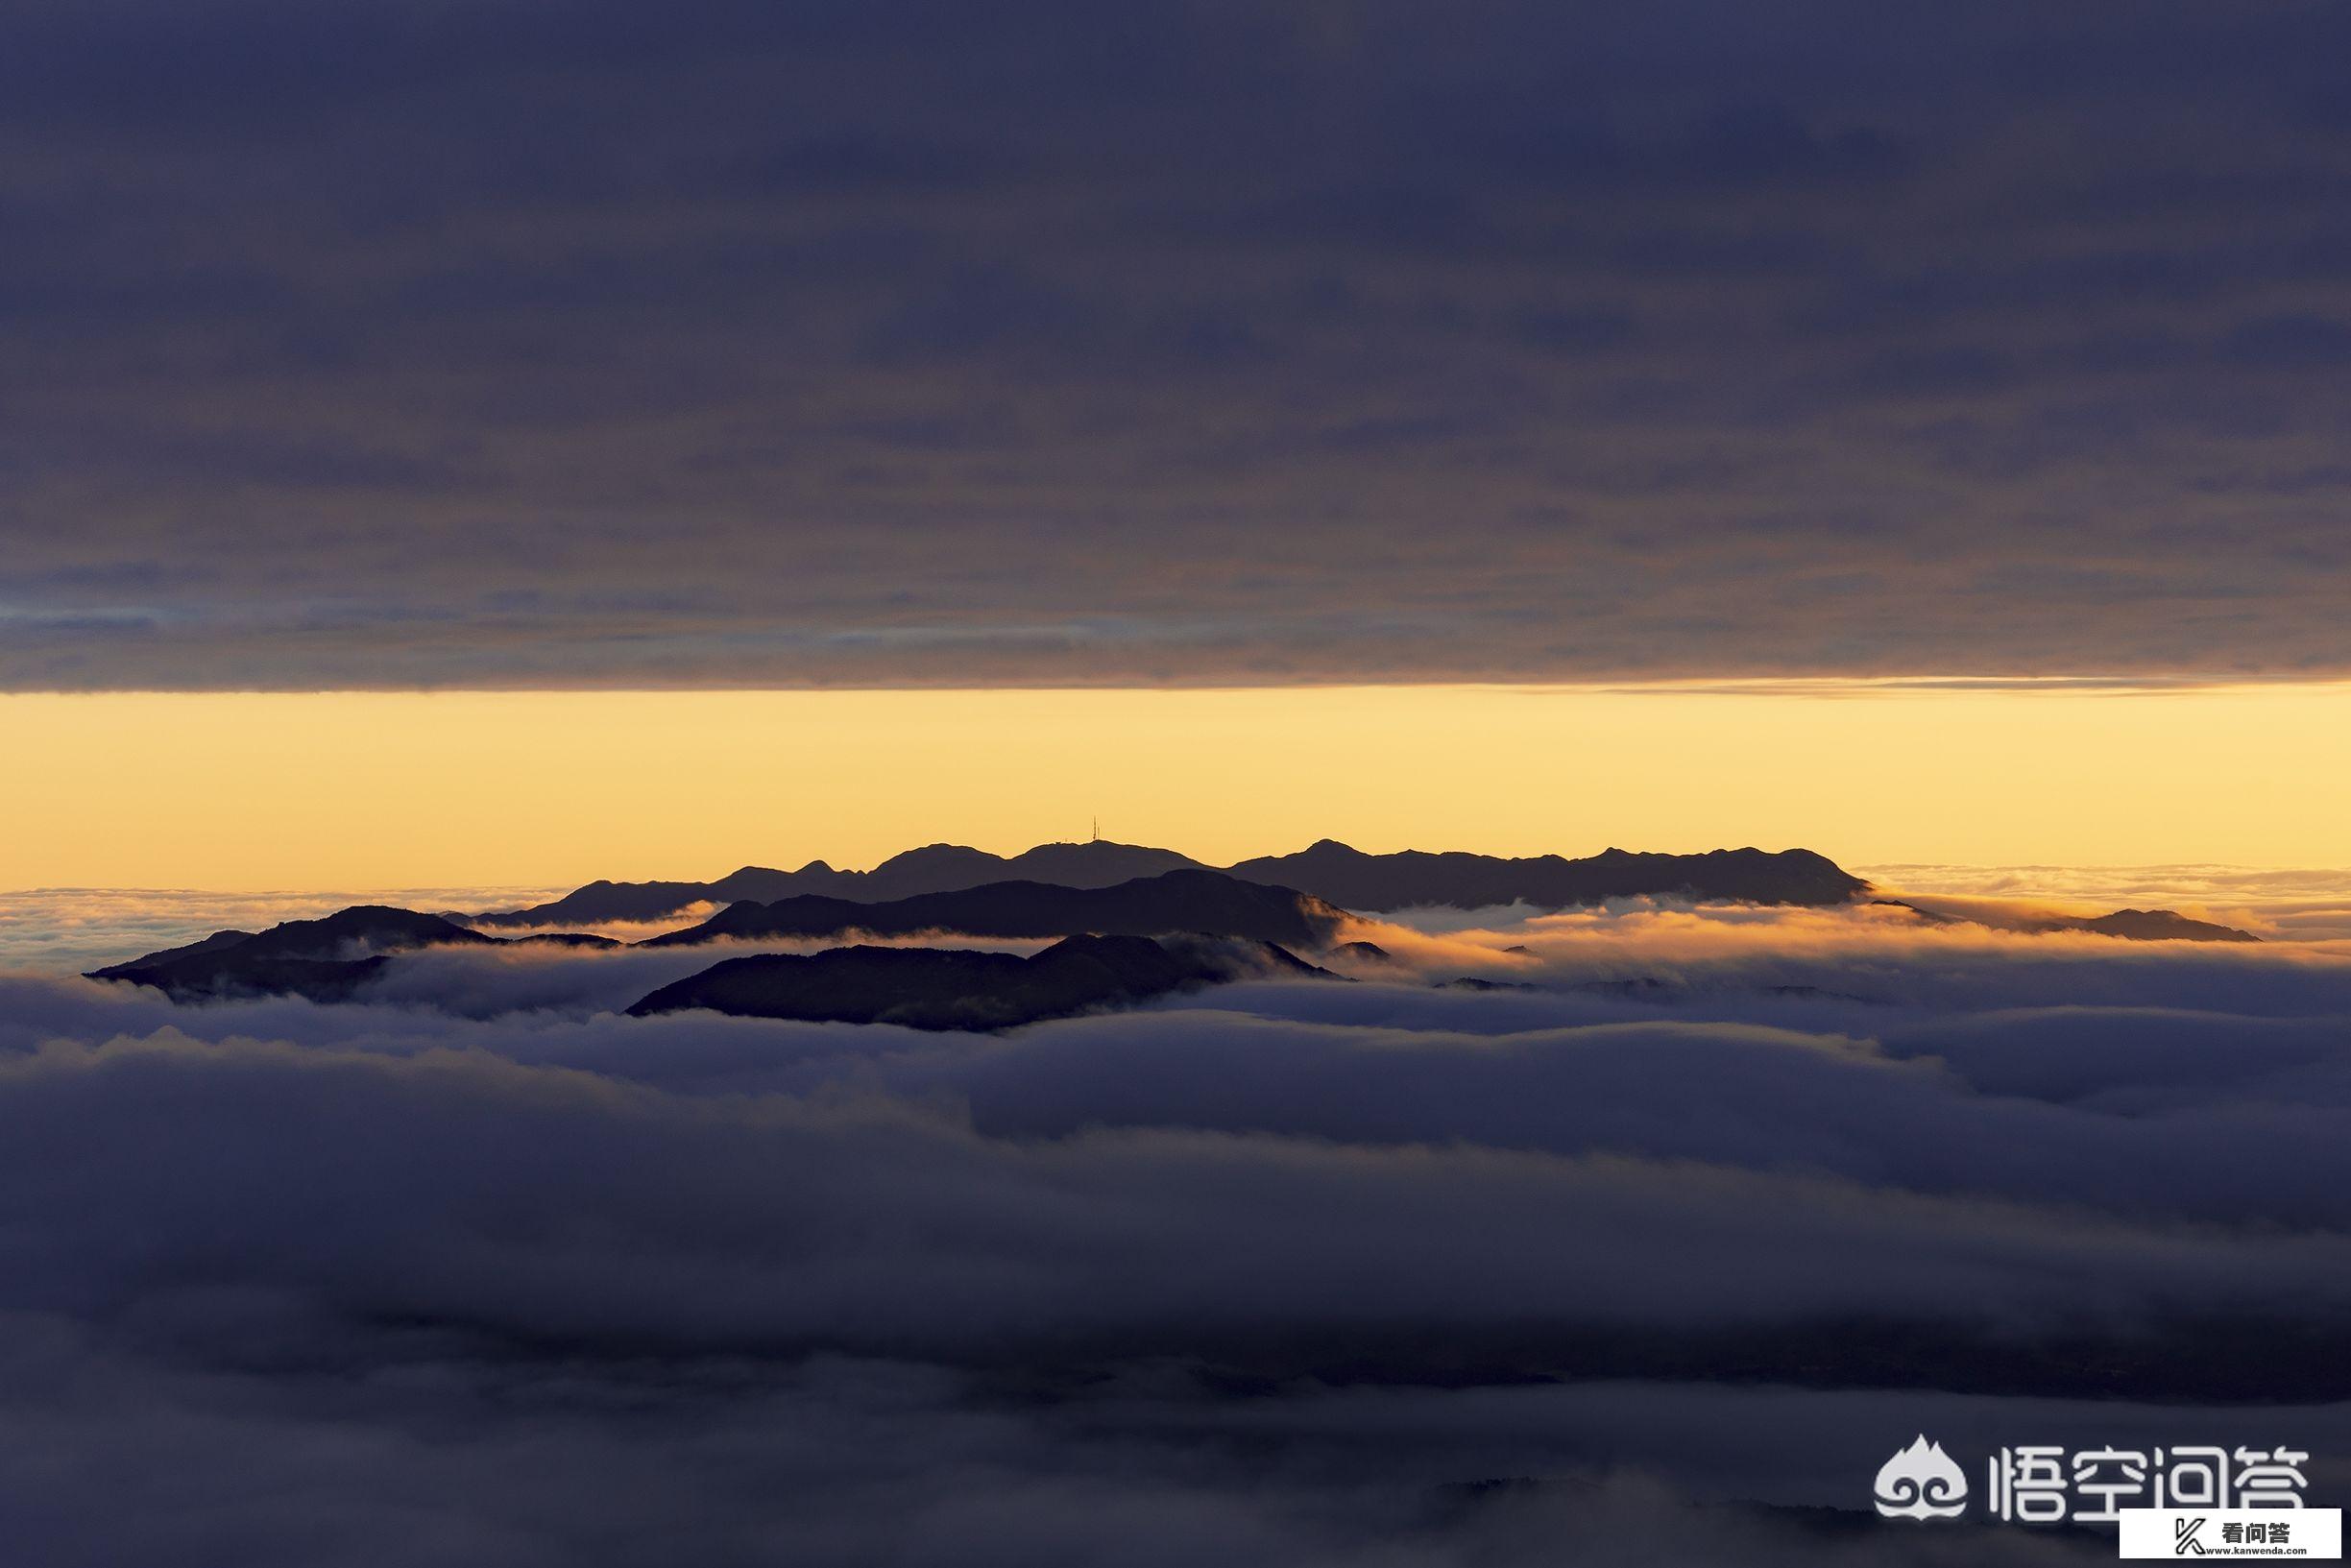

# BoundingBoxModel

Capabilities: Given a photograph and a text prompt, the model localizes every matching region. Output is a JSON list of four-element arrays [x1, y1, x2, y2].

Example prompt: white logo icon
[[1875, 1435, 1971, 1520]]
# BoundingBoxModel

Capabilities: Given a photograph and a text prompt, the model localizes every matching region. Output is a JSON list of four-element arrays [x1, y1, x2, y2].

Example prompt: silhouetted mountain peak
[[2062, 908, 2259, 943], [1003, 840, 1209, 885], [1878, 897, 2259, 944], [232, 905, 492, 962], [872, 842, 997, 871]]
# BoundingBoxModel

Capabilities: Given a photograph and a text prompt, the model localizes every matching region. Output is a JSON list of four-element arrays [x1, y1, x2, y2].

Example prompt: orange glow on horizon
[[4, 683, 2349, 889]]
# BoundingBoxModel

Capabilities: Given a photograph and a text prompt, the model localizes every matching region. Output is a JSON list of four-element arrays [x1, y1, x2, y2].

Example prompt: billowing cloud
[[4, 1321, 2211, 1567], [6, 885, 2350, 1560]]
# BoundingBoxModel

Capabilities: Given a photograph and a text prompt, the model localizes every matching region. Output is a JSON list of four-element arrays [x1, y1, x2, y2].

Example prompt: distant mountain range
[[475, 838, 1871, 928], [1873, 898, 2260, 944], [83, 852, 2261, 1017], [629, 932, 1330, 1030]]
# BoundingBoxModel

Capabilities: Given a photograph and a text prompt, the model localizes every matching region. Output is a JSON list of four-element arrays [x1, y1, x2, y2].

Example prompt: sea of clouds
[[2, 889, 2347, 1564]]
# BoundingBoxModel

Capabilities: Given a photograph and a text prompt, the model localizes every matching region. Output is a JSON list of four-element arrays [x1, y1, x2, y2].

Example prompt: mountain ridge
[[473, 839, 1204, 928], [1872, 898, 2261, 944], [475, 838, 1869, 929]]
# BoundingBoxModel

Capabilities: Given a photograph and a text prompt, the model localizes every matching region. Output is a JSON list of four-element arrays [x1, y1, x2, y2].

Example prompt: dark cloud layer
[[4, 1, 2350, 686]]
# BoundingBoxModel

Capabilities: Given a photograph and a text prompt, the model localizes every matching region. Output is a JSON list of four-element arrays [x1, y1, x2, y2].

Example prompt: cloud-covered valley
[[4, 891, 2347, 1562]]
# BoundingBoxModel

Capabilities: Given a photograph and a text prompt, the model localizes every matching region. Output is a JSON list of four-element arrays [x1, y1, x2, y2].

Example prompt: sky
[[4, 0, 2350, 695], [9, 682, 2351, 888], [7, 1, 2349, 882]]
